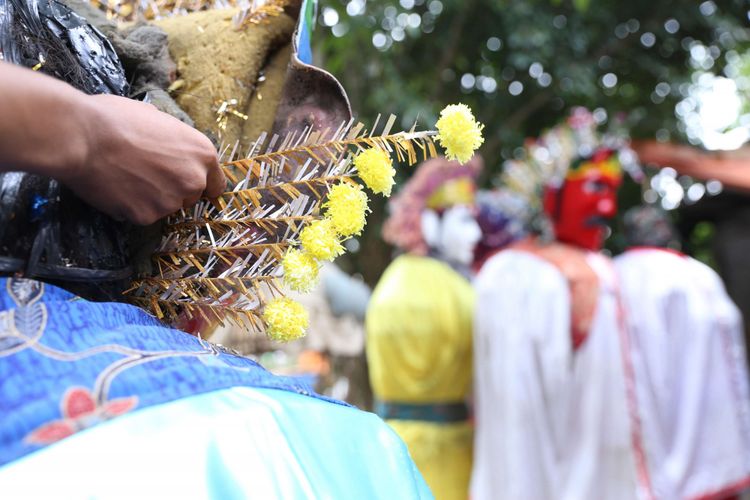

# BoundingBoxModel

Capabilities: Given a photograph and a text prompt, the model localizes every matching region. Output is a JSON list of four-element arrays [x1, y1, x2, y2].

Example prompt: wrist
[[51, 92, 101, 184], [0, 64, 105, 184]]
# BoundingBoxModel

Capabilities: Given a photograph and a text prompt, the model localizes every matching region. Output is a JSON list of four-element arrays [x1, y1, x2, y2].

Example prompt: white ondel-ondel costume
[[473, 243, 750, 500], [615, 247, 750, 499], [472, 108, 639, 499], [472, 244, 638, 500], [471, 107, 750, 500]]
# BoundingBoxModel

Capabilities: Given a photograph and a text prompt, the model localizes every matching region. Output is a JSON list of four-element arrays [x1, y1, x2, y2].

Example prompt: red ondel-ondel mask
[[542, 148, 623, 251]]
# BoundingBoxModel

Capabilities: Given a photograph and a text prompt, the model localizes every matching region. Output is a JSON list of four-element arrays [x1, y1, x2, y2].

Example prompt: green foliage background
[[312, 0, 750, 282]]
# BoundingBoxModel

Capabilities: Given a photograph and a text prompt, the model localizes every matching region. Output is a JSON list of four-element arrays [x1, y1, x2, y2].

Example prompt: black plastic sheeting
[[0, 0, 137, 300]]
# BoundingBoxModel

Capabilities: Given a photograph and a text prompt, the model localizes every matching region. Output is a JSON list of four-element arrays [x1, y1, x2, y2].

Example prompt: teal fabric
[[375, 400, 469, 423], [0, 386, 433, 499]]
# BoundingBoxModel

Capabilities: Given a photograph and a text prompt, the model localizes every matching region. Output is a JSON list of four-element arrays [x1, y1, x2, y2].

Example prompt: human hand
[[631, 140, 701, 174], [61, 94, 224, 225]]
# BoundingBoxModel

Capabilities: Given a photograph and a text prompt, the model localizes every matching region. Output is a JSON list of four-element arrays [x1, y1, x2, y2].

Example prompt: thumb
[[204, 160, 227, 199]]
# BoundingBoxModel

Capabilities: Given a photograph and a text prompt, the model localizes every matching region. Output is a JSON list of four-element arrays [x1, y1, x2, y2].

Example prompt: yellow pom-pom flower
[[435, 103, 485, 164], [323, 183, 370, 237], [354, 147, 396, 196], [263, 297, 309, 342], [300, 218, 344, 261], [282, 248, 320, 292]]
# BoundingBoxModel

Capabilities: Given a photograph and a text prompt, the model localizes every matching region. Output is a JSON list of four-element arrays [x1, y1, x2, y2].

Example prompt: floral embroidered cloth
[[0, 277, 341, 467]]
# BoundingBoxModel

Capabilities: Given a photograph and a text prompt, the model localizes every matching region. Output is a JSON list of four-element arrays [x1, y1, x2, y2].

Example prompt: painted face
[[543, 149, 623, 251], [421, 205, 482, 266], [440, 205, 483, 265]]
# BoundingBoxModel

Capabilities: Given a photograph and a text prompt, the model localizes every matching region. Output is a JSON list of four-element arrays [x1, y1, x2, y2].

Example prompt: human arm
[[632, 140, 750, 192], [0, 61, 225, 224]]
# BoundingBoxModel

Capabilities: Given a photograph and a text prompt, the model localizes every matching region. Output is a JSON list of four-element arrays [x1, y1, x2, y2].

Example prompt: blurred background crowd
[[215, 0, 750, 414], [205, 1, 750, 498]]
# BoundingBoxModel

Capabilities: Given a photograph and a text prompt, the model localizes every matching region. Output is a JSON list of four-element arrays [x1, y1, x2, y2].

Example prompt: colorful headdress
[[623, 205, 680, 249], [475, 189, 529, 251], [382, 155, 483, 255], [500, 107, 639, 235]]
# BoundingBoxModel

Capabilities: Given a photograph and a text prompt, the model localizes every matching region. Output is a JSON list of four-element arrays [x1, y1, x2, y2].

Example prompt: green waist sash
[[374, 400, 469, 423]]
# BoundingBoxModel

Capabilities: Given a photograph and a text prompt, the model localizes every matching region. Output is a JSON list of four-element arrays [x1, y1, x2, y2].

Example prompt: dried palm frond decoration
[[89, 0, 288, 26], [127, 104, 484, 341]]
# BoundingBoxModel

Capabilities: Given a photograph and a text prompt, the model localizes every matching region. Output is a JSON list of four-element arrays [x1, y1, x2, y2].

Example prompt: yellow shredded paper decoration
[[323, 183, 370, 237], [354, 147, 396, 196], [263, 297, 309, 342], [435, 103, 485, 164], [300, 219, 345, 261], [282, 248, 320, 292]]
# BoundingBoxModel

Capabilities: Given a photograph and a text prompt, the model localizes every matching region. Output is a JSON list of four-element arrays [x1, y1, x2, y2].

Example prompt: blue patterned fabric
[[0, 277, 345, 467]]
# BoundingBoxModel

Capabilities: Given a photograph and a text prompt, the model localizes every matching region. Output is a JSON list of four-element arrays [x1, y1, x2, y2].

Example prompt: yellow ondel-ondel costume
[[367, 255, 474, 500], [366, 157, 480, 500]]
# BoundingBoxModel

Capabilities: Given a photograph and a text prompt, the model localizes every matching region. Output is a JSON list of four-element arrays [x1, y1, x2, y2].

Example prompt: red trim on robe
[[689, 475, 750, 500], [612, 272, 656, 500]]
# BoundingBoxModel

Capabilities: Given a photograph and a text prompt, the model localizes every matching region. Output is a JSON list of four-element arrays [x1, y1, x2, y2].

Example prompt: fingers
[[126, 207, 159, 226], [75, 95, 229, 225], [204, 158, 226, 199], [126, 194, 186, 225], [183, 192, 202, 209]]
